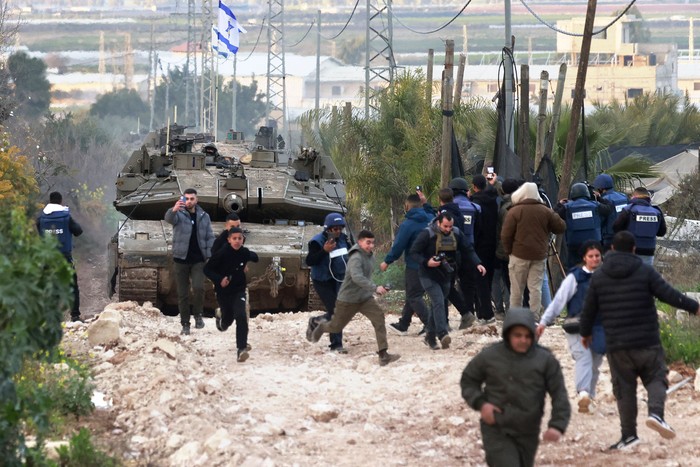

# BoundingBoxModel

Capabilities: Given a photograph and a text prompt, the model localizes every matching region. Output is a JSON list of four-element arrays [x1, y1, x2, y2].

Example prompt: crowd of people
[[37, 172, 699, 465]]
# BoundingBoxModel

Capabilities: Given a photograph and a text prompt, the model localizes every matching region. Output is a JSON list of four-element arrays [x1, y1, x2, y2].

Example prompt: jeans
[[321, 298, 388, 351], [638, 254, 654, 266], [173, 261, 205, 326], [481, 421, 539, 467], [217, 289, 248, 351], [607, 346, 668, 438], [566, 333, 604, 397], [541, 261, 552, 310], [491, 258, 510, 314], [65, 255, 80, 319], [312, 279, 344, 349], [396, 268, 429, 329], [419, 275, 451, 337]]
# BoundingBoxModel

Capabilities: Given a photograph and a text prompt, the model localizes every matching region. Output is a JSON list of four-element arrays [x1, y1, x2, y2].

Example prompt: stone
[[169, 441, 208, 466], [44, 441, 69, 460], [309, 403, 340, 422], [153, 338, 179, 360], [88, 317, 120, 346], [695, 370, 700, 393], [99, 309, 122, 324], [668, 370, 683, 384], [203, 428, 232, 452]]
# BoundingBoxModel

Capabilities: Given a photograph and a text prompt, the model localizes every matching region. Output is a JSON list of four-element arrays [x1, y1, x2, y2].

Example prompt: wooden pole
[[544, 63, 567, 164], [518, 64, 530, 180], [454, 53, 466, 107], [441, 40, 455, 188], [558, 0, 597, 201], [534, 70, 549, 171], [426, 48, 434, 105]]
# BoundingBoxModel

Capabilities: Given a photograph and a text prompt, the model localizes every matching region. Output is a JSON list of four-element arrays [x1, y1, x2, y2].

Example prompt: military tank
[[108, 124, 346, 313]]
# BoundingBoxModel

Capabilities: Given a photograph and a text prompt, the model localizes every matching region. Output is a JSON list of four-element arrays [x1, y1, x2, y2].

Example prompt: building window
[[694, 82, 700, 91], [487, 83, 499, 93], [332, 85, 342, 96], [627, 88, 643, 98]]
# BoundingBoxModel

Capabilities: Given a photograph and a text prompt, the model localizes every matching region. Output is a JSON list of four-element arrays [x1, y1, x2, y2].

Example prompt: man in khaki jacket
[[501, 182, 565, 317]]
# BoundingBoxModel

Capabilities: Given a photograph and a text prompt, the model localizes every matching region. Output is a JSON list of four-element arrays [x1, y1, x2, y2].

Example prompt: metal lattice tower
[[365, 0, 395, 118], [200, 0, 216, 134], [266, 0, 287, 137], [184, 0, 196, 126]]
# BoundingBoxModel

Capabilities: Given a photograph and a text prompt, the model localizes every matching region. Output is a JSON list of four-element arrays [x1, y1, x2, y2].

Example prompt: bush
[[55, 428, 120, 467], [660, 316, 700, 366]]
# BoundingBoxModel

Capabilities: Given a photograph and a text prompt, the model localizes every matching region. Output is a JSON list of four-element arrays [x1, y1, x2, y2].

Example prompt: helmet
[[448, 177, 469, 192], [570, 183, 591, 200], [593, 173, 614, 190], [323, 213, 346, 229]]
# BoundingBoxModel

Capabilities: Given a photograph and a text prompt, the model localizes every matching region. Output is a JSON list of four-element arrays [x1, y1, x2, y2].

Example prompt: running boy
[[204, 227, 258, 362]]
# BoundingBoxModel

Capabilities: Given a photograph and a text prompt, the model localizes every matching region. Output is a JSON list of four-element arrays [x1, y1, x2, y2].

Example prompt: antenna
[[365, 0, 395, 119]]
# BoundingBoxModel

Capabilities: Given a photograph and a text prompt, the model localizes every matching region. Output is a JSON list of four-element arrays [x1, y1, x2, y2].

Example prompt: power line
[[386, 0, 473, 35], [519, 0, 638, 37], [320, 0, 361, 41], [238, 18, 266, 62], [288, 20, 315, 48]]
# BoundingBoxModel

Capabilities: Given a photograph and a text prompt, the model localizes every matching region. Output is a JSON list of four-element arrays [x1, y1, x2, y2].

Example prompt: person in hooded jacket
[[470, 174, 499, 323], [613, 186, 666, 266], [308, 230, 401, 366], [381, 193, 432, 334], [492, 178, 521, 320], [461, 307, 571, 467], [305, 213, 351, 353], [37, 191, 84, 321], [580, 231, 699, 450]]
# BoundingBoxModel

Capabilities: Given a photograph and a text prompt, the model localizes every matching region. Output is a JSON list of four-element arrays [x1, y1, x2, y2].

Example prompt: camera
[[416, 185, 422, 192], [432, 252, 454, 274]]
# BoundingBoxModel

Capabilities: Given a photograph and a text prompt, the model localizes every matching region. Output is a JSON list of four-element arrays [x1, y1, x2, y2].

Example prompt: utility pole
[[148, 24, 155, 131], [426, 48, 434, 104], [518, 64, 529, 180], [231, 55, 237, 133], [185, 0, 196, 126], [315, 9, 321, 134], [544, 63, 567, 165], [365, 0, 394, 118], [558, 0, 597, 201], [453, 53, 466, 107], [98, 31, 105, 74], [266, 0, 288, 143], [534, 70, 549, 171], [200, 0, 215, 134], [124, 33, 133, 90], [441, 40, 454, 188], [504, 0, 515, 151]]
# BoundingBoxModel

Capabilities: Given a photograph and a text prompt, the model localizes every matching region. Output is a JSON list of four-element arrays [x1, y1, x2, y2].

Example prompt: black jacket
[[580, 251, 698, 352], [204, 244, 259, 296], [471, 188, 499, 250], [409, 223, 482, 283]]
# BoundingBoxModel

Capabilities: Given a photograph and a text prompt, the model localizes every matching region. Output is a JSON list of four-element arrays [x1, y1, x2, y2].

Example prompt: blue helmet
[[593, 174, 614, 190], [323, 213, 346, 229]]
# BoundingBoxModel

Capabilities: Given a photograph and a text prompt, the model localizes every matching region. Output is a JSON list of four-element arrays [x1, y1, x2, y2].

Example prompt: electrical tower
[[185, 0, 196, 126], [365, 0, 395, 118], [266, 0, 287, 139], [200, 0, 216, 134]]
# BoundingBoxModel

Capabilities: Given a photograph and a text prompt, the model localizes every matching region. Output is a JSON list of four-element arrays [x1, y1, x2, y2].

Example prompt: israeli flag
[[212, 1, 246, 58]]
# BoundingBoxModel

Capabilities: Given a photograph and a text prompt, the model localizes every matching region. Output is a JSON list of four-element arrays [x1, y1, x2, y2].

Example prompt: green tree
[[6, 51, 51, 118], [90, 88, 149, 122], [216, 79, 266, 139], [336, 35, 365, 65]]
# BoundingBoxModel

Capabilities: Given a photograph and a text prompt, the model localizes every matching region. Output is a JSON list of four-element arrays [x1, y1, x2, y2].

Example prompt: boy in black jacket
[[204, 227, 259, 362]]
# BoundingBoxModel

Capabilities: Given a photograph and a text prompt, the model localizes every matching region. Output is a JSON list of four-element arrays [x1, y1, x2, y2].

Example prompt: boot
[[194, 315, 205, 329], [423, 333, 439, 350], [181, 325, 191, 336], [459, 313, 476, 330], [378, 349, 400, 366], [310, 318, 328, 343]]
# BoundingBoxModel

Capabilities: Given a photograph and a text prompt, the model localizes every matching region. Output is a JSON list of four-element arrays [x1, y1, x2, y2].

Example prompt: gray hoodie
[[164, 205, 215, 261], [337, 243, 377, 303]]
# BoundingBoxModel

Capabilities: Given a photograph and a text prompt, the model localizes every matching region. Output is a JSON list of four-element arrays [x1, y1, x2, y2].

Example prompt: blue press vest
[[309, 232, 349, 282], [566, 267, 592, 318], [626, 203, 661, 250], [601, 190, 628, 245], [454, 194, 480, 245], [38, 210, 72, 255], [565, 199, 602, 247]]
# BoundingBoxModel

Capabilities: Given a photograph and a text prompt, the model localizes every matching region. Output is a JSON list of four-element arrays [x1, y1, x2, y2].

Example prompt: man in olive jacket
[[580, 231, 699, 450], [461, 307, 570, 467]]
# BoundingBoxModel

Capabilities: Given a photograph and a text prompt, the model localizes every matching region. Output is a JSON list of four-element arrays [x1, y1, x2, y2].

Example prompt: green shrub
[[660, 316, 700, 366], [55, 428, 120, 467]]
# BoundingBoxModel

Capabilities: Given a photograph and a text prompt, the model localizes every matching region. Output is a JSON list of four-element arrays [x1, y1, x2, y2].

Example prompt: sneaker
[[237, 349, 249, 363], [388, 322, 408, 335], [459, 313, 476, 330], [423, 335, 439, 350], [305, 317, 318, 342], [246, 344, 252, 351], [577, 391, 591, 414], [194, 315, 205, 329], [646, 414, 676, 439], [478, 317, 496, 326], [71, 315, 83, 323], [417, 326, 427, 336], [439, 334, 451, 349], [608, 435, 640, 451], [494, 312, 506, 321], [310, 318, 327, 343], [378, 351, 401, 366], [180, 325, 191, 336], [330, 346, 348, 354], [214, 308, 223, 332]]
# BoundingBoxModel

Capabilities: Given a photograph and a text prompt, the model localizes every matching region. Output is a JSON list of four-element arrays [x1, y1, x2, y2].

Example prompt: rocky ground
[[61, 260, 700, 467]]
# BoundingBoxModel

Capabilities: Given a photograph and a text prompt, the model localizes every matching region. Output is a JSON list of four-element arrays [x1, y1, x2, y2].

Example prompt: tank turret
[[108, 125, 346, 313]]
